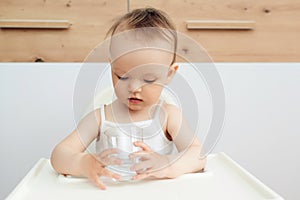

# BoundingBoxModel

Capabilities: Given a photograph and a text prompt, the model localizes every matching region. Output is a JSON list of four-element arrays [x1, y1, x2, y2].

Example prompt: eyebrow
[[143, 73, 159, 77], [112, 68, 126, 74]]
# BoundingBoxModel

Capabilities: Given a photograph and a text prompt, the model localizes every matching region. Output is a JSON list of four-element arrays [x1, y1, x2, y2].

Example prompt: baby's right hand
[[79, 148, 122, 190]]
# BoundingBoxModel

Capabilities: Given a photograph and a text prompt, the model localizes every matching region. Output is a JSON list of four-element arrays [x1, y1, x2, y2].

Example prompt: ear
[[166, 63, 179, 84]]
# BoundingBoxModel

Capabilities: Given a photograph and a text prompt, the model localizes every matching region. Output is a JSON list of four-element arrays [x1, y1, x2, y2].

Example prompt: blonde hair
[[107, 7, 177, 64]]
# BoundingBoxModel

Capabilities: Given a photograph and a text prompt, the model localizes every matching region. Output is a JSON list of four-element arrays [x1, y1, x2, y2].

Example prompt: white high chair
[[6, 89, 284, 200]]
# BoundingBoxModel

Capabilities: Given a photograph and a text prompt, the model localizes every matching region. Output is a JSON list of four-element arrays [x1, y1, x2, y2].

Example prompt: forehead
[[109, 28, 175, 63], [111, 49, 172, 73]]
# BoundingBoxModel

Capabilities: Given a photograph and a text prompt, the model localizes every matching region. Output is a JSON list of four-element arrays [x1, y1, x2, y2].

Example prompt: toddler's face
[[111, 49, 176, 111]]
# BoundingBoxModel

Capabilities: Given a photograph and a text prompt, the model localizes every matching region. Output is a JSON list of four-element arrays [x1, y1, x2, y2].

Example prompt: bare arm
[[50, 130, 87, 177], [50, 109, 121, 189], [164, 105, 206, 178]]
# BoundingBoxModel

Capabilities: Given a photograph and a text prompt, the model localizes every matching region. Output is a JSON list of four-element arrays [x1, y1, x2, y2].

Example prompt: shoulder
[[79, 108, 102, 127], [163, 102, 182, 118], [163, 103, 183, 137]]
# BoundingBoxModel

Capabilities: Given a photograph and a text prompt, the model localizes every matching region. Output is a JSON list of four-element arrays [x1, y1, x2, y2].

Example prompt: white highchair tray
[[6, 152, 283, 200]]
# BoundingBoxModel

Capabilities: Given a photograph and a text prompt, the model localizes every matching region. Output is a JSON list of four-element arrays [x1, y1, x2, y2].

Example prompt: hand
[[80, 148, 122, 190], [129, 141, 171, 180]]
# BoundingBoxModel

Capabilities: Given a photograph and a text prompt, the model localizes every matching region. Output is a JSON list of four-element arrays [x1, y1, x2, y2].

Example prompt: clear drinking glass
[[103, 126, 143, 181]]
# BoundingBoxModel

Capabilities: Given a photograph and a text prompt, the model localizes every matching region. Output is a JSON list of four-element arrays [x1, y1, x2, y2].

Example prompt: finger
[[131, 160, 153, 172], [103, 169, 122, 180], [100, 156, 123, 166], [132, 172, 151, 180], [130, 150, 146, 155], [91, 174, 106, 190], [129, 151, 151, 161], [137, 156, 150, 162], [138, 167, 160, 174], [108, 157, 123, 165], [98, 168, 121, 180], [95, 149, 122, 165], [98, 148, 121, 158], [133, 141, 152, 152]]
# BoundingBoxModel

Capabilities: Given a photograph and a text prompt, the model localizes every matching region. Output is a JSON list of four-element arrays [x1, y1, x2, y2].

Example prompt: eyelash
[[116, 74, 156, 83], [144, 79, 156, 83], [116, 75, 128, 80]]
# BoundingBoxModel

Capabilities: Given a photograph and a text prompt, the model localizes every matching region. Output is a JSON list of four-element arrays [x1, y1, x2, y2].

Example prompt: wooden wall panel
[[0, 0, 300, 62], [0, 0, 126, 62], [131, 0, 300, 62]]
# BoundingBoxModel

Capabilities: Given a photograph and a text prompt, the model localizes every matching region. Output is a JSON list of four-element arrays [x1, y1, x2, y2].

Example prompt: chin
[[128, 105, 143, 111], [127, 102, 147, 110]]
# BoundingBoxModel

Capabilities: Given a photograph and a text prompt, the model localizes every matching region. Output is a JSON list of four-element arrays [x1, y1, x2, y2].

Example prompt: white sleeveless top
[[95, 102, 177, 155]]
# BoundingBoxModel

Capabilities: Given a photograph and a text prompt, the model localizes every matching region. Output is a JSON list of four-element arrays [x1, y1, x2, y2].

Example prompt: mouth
[[128, 97, 143, 104]]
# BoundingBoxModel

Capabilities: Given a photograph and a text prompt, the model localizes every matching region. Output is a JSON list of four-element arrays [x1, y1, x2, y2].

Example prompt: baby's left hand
[[129, 141, 171, 180]]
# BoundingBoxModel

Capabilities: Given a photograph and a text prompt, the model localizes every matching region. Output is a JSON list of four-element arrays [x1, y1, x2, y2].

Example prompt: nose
[[127, 79, 142, 93]]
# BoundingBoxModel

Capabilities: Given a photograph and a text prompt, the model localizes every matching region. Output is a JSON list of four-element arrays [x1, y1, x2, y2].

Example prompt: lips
[[128, 97, 143, 104]]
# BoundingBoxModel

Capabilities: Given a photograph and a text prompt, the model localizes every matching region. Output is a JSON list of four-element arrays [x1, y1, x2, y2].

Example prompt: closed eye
[[116, 74, 129, 80], [144, 79, 156, 83], [143, 73, 158, 83]]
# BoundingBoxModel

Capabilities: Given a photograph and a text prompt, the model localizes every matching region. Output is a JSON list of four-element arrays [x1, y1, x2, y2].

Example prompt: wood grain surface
[[0, 0, 299, 62]]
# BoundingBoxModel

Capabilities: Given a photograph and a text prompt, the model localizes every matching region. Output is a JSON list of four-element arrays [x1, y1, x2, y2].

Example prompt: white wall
[[0, 63, 299, 200]]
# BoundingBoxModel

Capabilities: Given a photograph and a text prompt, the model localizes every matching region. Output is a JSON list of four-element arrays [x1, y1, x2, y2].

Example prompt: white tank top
[[95, 101, 177, 155]]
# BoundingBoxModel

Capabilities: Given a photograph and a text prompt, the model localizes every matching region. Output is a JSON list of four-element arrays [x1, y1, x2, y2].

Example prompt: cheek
[[144, 85, 164, 99], [112, 76, 119, 86], [113, 80, 127, 97], [115, 85, 127, 95]]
